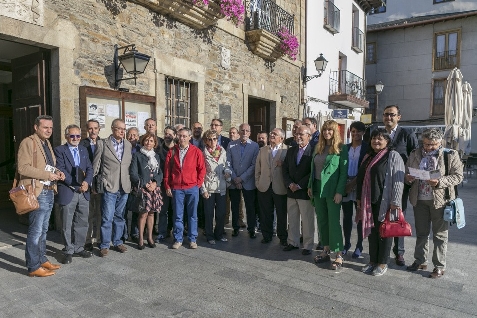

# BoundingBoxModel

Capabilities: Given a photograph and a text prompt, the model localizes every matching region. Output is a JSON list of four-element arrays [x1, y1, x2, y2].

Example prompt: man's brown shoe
[[28, 267, 55, 277], [99, 248, 109, 257], [429, 268, 445, 279], [114, 244, 127, 253], [395, 254, 405, 266], [406, 262, 427, 272], [40, 261, 61, 271]]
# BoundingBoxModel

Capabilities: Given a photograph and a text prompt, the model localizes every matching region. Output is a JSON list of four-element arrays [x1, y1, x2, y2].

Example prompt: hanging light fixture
[[114, 44, 151, 89], [303, 53, 328, 83]]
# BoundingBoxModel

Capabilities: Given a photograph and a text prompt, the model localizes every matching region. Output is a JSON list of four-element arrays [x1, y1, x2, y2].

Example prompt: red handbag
[[379, 208, 412, 238]]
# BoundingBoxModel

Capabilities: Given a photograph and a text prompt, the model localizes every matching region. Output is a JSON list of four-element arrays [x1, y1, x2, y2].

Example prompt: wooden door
[[11, 51, 49, 152], [248, 97, 269, 140]]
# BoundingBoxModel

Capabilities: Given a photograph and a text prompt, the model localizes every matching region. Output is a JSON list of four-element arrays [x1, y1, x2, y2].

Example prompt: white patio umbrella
[[444, 68, 464, 151], [460, 81, 473, 155]]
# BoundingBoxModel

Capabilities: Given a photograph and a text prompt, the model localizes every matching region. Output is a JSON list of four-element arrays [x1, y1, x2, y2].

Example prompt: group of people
[[17, 105, 462, 279]]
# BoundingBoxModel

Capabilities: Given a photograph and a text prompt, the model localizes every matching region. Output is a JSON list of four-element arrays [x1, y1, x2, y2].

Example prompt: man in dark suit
[[383, 105, 418, 266], [80, 119, 101, 251], [210, 118, 230, 150], [282, 125, 315, 254], [55, 124, 94, 264], [342, 121, 368, 258]]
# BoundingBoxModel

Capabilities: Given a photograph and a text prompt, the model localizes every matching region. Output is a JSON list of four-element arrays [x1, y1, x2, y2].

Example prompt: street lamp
[[114, 44, 151, 89], [375, 80, 384, 113], [303, 53, 328, 83]]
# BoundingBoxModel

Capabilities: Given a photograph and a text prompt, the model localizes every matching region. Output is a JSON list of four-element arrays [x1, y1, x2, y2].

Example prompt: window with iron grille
[[433, 29, 460, 71], [165, 78, 191, 127], [366, 42, 376, 64], [369, 0, 386, 14], [432, 79, 446, 116]]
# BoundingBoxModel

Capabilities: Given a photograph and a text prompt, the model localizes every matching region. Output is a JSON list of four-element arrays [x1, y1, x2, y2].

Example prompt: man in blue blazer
[[227, 123, 259, 238], [55, 124, 94, 264]]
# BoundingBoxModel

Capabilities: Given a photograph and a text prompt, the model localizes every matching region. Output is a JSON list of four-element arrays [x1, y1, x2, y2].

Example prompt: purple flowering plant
[[277, 27, 299, 60], [192, 0, 244, 27]]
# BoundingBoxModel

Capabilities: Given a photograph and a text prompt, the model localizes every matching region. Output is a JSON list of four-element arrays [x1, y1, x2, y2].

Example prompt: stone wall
[[45, 0, 304, 130]]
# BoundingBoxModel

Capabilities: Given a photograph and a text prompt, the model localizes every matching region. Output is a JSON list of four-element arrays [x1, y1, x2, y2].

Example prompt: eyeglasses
[[240, 129, 250, 132], [269, 132, 278, 136], [296, 133, 310, 136], [207, 138, 217, 141], [69, 135, 81, 139], [211, 124, 222, 127], [113, 127, 126, 131], [383, 113, 398, 118]]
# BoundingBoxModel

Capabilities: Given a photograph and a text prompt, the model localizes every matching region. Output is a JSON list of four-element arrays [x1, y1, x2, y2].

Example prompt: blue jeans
[[172, 186, 199, 243], [100, 189, 128, 249], [26, 189, 54, 272]]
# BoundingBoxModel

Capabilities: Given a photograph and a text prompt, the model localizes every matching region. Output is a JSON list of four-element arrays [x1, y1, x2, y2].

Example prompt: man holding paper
[[55, 124, 94, 264]]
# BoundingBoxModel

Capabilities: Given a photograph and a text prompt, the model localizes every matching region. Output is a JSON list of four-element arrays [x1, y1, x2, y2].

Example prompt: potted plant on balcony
[[192, 0, 244, 27], [277, 27, 299, 61]]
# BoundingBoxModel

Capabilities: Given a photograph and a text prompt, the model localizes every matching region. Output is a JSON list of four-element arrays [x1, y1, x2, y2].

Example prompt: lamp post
[[114, 44, 151, 89], [375, 80, 384, 119], [303, 53, 328, 83]]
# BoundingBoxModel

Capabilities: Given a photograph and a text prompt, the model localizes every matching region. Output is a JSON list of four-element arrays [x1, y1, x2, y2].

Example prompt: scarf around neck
[[358, 148, 389, 239], [140, 147, 159, 171], [207, 145, 221, 162]]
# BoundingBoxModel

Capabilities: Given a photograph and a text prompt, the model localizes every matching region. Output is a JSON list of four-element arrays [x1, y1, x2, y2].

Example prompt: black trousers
[[393, 184, 409, 256], [229, 188, 255, 232], [203, 193, 226, 241], [368, 203, 392, 265], [342, 200, 363, 251], [258, 184, 287, 241]]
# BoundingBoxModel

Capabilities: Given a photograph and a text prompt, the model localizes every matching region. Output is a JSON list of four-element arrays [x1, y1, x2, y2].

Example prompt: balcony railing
[[434, 50, 458, 71], [247, 0, 294, 35], [324, 0, 340, 34], [330, 70, 366, 100], [352, 27, 364, 53]]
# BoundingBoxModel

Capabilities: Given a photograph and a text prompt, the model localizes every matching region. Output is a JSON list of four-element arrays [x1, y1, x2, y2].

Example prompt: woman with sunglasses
[[201, 129, 230, 244]]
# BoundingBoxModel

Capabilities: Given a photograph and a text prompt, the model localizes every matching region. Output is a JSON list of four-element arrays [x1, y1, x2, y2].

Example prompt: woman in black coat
[[130, 133, 163, 249]]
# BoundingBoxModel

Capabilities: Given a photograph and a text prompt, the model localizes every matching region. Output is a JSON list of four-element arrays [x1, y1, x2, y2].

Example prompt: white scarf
[[140, 147, 159, 171]]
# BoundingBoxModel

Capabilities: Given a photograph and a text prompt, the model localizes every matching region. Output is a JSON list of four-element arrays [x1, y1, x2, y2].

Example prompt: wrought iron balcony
[[329, 70, 369, 108], [434, 50, 458, 71], [246, 0, 294, 35], [352, 27, 364, 53], [245, 0, 295, 62], [324, 0, 340, 34]]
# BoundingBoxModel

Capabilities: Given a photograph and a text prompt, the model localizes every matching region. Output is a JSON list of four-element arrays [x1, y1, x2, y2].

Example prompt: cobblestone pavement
[[1, 178, 476, 317]]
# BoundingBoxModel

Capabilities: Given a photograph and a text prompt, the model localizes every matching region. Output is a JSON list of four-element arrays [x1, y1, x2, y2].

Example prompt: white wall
[[366, 16, 477, 122], [305, 0, 367, 116], [368, 0, 477, 25]]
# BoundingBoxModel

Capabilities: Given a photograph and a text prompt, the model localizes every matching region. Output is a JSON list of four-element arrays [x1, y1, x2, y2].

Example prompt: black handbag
[[130, 180, 146, 213]]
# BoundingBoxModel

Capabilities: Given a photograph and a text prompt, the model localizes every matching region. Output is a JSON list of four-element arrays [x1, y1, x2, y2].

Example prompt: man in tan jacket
[[17, 115, 65, 277], [255, 128, 288, 245]]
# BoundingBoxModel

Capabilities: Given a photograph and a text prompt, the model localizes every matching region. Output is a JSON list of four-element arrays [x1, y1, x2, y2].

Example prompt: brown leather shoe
[[429, 267, 445, 279], [99, 248, 109, 257], [28, 267, 55, 277], [40, 261, 61, 271], [395, 255, 405, 266], [114, 244, 127, 253], [406, 262, 427, 271]]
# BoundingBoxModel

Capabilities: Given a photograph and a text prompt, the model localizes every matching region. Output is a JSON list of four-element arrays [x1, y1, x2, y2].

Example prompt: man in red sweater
[[164, 127, 205, 249]]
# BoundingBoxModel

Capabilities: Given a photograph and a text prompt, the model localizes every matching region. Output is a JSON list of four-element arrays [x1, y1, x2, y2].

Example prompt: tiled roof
[[368, 10, 477, 31]]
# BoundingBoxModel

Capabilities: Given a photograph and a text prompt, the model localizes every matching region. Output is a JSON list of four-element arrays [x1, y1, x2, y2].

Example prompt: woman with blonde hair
[[308, 120, 348, 270]]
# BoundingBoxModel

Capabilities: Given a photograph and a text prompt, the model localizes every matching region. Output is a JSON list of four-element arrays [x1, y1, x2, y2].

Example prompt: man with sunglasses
[[54, 125, 94, 264], [382, 105, 418, 266]]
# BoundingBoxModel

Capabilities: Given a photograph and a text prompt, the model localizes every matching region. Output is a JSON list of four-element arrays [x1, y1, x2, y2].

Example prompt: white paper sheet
[[408, 167, 441, 180]]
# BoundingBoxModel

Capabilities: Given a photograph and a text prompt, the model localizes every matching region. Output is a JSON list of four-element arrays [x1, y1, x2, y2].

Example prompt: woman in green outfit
[[307, 120, 348, 270]]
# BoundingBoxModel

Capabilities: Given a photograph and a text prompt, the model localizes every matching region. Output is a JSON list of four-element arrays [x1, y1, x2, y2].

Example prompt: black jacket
[[79, 137, 100, 164], [129, 151, 163, 189], [391, 126, 418, 164], [282, 144, 313, 200]]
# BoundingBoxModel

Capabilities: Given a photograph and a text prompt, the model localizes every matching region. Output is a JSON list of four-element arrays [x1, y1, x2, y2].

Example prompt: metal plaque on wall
[[219, 104, 231, 131]]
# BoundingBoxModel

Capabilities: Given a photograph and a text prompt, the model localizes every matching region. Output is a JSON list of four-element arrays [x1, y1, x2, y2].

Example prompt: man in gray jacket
[[93, 118, 132, 257]]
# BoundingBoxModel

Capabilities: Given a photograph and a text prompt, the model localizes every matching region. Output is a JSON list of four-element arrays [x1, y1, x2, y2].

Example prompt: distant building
[[366, 0, 477, 125]]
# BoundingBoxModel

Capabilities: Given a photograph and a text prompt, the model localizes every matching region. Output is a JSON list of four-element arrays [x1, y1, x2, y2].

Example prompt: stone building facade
[[0, 0, 305, 191]]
